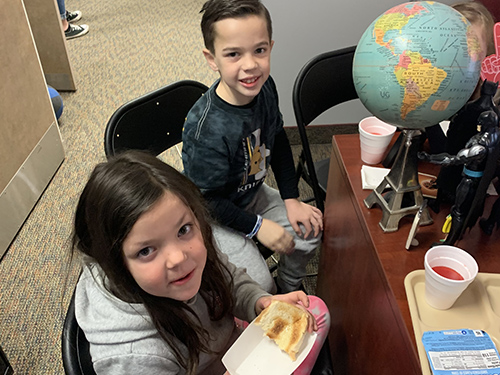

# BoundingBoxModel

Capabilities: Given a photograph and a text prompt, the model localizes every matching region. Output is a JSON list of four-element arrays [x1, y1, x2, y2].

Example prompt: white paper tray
[[222, 318, 316, 375]]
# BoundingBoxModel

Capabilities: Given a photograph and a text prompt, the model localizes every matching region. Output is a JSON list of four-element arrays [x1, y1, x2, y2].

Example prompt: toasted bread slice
[[255, 300, 308, 361]]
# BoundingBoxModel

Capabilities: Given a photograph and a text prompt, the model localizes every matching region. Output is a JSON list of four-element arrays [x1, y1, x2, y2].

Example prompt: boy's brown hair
[[200, 0, 273, 53]]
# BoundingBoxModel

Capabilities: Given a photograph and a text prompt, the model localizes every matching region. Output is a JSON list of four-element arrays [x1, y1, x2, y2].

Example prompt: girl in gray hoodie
[[71, 150, 330, 375]]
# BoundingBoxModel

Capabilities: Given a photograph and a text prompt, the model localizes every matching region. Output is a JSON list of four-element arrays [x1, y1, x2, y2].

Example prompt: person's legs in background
[[56, 0, 89, 40]]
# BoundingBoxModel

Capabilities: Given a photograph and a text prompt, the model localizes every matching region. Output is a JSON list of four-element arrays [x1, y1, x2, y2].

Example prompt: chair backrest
[[293, 46, 358, 128], [104, 80, 208, 158], [61, 291, 97, 375], [292, 46, 358, 212]]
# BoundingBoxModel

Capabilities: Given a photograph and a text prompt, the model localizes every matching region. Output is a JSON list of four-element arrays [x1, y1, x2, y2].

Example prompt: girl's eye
[[178, 224, 192, 237], [137, 247, 154, 258]]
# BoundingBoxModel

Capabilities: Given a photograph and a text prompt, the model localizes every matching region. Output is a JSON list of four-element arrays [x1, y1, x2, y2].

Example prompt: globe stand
[[364, 129, 433, 232]]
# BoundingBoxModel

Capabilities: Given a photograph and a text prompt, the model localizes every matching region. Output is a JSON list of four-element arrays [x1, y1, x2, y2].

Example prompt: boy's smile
[[203, 15, 274, 106]]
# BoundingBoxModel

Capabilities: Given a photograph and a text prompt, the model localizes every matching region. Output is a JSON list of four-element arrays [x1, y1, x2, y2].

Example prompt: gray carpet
[[0, 1, 353, 373]]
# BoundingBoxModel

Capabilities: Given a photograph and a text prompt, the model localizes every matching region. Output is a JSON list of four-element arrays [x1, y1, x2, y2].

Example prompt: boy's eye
[[178, 224, 192, 237], [225, 52, 239, 58], [256, 48, 266, 54], [137, 247, 154, 258]]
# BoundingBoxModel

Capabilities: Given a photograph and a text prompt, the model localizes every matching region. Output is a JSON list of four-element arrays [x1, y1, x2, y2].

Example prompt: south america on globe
[[353, 1, 482, 129]]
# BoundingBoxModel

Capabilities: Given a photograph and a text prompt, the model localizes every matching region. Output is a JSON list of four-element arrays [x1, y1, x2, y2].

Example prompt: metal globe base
[[364, 129, 433, 232]]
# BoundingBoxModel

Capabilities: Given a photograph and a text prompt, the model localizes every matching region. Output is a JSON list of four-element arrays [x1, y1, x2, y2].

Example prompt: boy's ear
[[203, 48, 219, 72]]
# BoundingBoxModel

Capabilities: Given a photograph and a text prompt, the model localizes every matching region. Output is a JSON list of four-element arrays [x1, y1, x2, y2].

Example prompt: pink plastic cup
[[358, 117, 397, 165], [424, 245, 478, 310]]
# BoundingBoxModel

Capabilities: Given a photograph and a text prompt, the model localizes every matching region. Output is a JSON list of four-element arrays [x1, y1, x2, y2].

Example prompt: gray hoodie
[[75, 253, 270, 374]]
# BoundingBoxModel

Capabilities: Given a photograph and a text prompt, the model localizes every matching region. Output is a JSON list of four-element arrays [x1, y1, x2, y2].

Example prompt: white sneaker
[[65, 24, 89, 40], [66, 10, 82, 23]]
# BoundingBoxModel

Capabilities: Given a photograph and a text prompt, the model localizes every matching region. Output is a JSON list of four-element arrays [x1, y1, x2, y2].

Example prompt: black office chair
[[0, 344, 14, 375], [61, 290, 97, 375], [293, 46, 358, 212], [104, 80, 208, 158]]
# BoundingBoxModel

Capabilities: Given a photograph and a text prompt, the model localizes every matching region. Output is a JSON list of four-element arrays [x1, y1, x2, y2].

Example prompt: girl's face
[[122, 192, 207, 302]]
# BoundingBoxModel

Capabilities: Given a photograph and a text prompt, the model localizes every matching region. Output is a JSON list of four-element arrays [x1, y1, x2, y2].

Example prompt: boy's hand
[[256, 219, 295, 255], [255, 292, 318, 332], [284, 199, 323, 238]]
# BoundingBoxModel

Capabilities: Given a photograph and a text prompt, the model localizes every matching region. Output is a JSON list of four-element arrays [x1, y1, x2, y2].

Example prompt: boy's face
[[203, 15, 274, 106]]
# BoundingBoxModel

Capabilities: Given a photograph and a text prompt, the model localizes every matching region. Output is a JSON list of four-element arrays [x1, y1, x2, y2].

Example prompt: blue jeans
[[57, 0, 66, 20]]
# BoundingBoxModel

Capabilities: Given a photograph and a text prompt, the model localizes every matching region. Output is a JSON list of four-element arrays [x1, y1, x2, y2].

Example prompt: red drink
[[370, 132, 383, 135], [432, 266, 464, 280]]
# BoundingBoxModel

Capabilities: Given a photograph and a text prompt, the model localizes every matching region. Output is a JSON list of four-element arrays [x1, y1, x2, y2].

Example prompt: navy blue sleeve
[[204, 194, 258, 235], [270, 129, 300, 200]]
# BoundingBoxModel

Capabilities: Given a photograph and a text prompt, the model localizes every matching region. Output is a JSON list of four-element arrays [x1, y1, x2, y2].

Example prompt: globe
[[353, 1, 482, 129]]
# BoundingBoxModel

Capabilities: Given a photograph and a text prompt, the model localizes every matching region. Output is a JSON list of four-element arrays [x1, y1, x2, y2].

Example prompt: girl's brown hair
[[72, 150, 234, 374]]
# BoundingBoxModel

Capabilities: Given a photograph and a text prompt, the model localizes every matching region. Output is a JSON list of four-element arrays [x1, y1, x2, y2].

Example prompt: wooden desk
[[316, 133, 500, 375]]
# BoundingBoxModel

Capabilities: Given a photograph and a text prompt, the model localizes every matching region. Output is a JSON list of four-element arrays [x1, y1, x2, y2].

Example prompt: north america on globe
[[353, 1, 482, 129]]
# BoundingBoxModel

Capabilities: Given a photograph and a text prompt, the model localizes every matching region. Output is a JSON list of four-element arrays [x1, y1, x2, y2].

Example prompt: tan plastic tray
[[404, 270, 500, 375]]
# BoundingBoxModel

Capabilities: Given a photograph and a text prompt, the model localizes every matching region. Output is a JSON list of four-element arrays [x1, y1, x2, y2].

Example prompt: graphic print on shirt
[[239, 128, 270, 192]]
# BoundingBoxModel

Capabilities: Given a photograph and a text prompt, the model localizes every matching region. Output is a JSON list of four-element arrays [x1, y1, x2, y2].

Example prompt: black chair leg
[[311, 337, 334, 375], [0, 345, 14, 375]]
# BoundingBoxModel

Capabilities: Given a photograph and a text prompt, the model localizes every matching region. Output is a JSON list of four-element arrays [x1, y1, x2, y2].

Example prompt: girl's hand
[[255, 291, 318, 333]]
